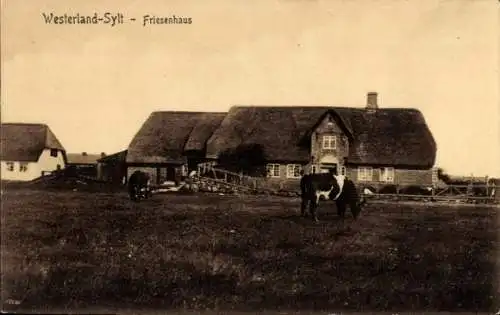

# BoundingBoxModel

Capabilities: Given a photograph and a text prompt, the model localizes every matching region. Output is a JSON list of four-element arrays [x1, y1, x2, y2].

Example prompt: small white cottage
[[1, 123, 67, 181]]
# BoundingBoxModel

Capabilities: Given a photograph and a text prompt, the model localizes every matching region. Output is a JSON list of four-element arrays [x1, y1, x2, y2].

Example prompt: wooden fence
[[361, 183, 499, 204], [195, 165, 499, 203], [195, 165, 279, 193]]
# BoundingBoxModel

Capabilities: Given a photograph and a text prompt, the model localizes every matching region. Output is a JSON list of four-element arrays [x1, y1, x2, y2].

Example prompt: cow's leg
[[350, 200, 361, 219], [310, 198, 319, 222], [135, 186, 141, 201], [136, 186, 141, 200], [300, 196, 309, 217], [129, 185, 137, 201], [336, 200, 346, 218], [140, 186, 145, 200]]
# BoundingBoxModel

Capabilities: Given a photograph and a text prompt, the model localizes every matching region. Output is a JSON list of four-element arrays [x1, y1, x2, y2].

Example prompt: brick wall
[[263, 163, 302, 191], [347, 166, 434, 187], [310, 113, 349, 167], [394, 169, 433, 186]]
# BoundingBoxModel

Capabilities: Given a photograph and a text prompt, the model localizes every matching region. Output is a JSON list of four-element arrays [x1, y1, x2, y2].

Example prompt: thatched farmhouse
[[127, 92, 437, 187], [1, 123, 67, 181], [126, 112, 226, 184]]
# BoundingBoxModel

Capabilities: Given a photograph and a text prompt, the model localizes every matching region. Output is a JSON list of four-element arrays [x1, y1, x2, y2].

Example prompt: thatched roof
[[126, 111, 225, 164], [67, 153, 102, 165], [1, 123, 66, 162], [98, 150, 127, 164], [206, 106, 436, 167]]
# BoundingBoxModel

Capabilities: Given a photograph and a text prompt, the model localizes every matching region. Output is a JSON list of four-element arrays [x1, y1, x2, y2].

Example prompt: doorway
[[156, 166, 177, 184], [320, 163, 338, 175], [319, 154, 339, 175], [166, 167, 176, 181]]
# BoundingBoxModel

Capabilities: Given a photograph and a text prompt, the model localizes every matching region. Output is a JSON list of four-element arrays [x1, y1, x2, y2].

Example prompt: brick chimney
[[366, 92, 378, 111], [101, 152, 106, 157], [82, 152, 87, 156]]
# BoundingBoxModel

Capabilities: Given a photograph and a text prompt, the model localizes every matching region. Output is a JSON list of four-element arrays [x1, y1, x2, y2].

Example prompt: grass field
[[1, 188, 499, 313]]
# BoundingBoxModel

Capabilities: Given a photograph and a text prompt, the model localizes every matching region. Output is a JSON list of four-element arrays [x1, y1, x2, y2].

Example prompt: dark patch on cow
[[300, 173, 366, 222], [128, 170, 152, 202]]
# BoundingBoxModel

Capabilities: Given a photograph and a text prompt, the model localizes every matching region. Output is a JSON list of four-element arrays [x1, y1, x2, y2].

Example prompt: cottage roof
[[98, 150, 127, 164], [66, 153, 102, 165], [0, 123, 66, 162], [206, 106, 436, 167], [126, 111, 225, 164]]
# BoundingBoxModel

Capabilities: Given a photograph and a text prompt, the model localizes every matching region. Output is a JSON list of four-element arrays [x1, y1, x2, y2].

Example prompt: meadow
[[1, 188, 498, 313]]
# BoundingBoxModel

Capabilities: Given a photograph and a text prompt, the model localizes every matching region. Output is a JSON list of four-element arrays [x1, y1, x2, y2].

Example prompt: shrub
[[378, 185, 398, 194], [400, 185, 432, 196]]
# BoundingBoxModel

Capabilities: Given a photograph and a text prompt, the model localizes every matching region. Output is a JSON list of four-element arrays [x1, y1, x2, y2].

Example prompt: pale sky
[[1, 0, 499, 177]]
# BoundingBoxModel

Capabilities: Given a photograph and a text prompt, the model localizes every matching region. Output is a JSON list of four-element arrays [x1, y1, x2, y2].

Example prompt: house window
[[322, 135, 337, 149], [311, 165, 317, 174], [358, 167, 373, 181], [266, 164, 280, 178], [50, 149, 58, 157], [19, 163, 28, 172], [6, 162, 14, 172], [286, 164, 302, 178], [431, 168, 438, 184], [380, 167, 394, 183]]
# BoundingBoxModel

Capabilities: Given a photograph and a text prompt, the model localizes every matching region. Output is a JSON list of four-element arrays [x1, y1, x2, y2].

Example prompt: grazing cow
[[128, 170, 152, 202], [300, 172, 366, 222]]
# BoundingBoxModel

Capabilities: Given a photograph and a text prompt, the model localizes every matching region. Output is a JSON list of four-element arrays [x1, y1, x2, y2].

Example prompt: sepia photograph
[[1, 0, 499, 314]]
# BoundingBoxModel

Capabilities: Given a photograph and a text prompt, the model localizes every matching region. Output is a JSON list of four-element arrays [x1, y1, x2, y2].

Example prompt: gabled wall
[[37, 149, 65, 175], [309, 113, 349, 172], [1, 160, 40, 181]]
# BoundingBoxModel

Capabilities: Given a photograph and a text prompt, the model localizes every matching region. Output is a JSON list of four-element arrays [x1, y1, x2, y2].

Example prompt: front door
[[319, 154, 339, 175], [166, 167, 176, 182]]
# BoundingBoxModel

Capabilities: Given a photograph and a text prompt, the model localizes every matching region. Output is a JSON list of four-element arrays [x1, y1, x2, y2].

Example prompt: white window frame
[[311, 165, 317, 174], [286, 164, 302, 178], [340, 166, 347, 176], [380, 167, 394, 183], [322, 135, 337, 149], [19, 162, 28, 173], [358, 166, 373, 182], [266, 164, 280, 178], [6, 162, 14, 172], [431, 168, 438, 184]]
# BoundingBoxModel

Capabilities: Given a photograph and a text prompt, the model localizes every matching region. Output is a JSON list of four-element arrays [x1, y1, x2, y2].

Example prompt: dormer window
[[322, 135, 337, 149]]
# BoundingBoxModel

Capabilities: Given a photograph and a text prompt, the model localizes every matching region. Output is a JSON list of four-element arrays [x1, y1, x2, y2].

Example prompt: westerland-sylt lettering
[[41, 12, 125, 27]]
